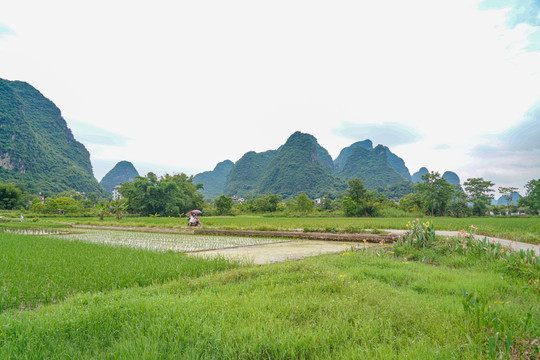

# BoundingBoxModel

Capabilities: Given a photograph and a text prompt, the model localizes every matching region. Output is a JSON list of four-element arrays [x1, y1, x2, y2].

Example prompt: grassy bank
[[0, 230, 538, 358]]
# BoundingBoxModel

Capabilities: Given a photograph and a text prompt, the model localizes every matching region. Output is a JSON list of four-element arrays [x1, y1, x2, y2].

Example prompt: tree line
[[1, 172, 539, 218]]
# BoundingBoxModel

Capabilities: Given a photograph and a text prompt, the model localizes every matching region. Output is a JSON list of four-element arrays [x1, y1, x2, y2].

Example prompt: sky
[[1, 0, 539, 196]]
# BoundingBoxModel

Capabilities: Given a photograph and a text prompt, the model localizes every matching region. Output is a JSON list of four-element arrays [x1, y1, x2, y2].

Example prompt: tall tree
[[342, 178, 378, 217], [0, 183, 22, 210], [518, 179, 540, 214], [464, 178, 495, 216], [119, 172, 203, 216], [293, 193, 314, 213], [215, 195, 233, 215], [414, 172, 455, 216], [251, 194, 282, 213]]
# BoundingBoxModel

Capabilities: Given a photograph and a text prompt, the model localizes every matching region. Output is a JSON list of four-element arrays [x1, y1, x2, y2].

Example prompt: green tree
[[398, 192, 423, 213], [464, 178, 495, 216], [342, 178, 378, 217], [446, 186, 470, 217], [215, 195, 233, 215], [293, 193, 314, 213], [518, 179, 540, 214], [119, 172, 203, 217], [252, 194, 282, 213], [55, 190, 85, 201], [0, 183, 22, 210], [43, 197, 81, 215], [414, 172, 455, 216]]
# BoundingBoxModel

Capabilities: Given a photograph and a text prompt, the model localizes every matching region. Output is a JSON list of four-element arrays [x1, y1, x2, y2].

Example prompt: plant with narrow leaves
[[96, 202, 109, 220], [395, 219, 436, 248]]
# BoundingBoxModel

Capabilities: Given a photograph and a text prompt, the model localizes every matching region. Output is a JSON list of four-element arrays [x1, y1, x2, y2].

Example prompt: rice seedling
[[0, 231, 239, 312], [55, 229, 286, 252]]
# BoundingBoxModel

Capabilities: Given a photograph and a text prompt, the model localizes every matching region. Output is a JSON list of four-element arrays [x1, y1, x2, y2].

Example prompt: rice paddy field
[[0, 214, 538, 358], [10, 214, 540, 244], [0, 230, 242, 312], [0, 227, 286, 253]]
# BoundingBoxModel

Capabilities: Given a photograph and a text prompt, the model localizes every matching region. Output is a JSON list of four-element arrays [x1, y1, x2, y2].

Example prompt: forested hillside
[[100, 161, 140, 193], [195, 131, 416, 199], [224, 150, 278, 196], [0, 78, 106, 196], [192, 160, 234, 199], [335, 145, 408, 188], [256, 132, 345, 198]]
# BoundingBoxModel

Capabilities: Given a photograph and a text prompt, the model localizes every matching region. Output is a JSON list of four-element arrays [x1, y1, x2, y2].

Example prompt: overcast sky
[[1, 0, 539, 195]]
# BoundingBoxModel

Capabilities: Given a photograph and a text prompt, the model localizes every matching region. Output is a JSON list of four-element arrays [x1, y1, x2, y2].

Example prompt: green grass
[[0, 232, 238, 312], [12, 214, 539, 244], [0, 230, 538, 359]]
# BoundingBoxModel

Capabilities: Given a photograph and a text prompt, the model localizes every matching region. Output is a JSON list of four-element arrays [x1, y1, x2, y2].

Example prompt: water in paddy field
[[1, 227, 283, 253]]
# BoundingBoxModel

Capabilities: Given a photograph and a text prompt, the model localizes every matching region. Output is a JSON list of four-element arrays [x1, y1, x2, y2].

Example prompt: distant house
[[231, 196, 245, 204], [112, 186, 123, 201]]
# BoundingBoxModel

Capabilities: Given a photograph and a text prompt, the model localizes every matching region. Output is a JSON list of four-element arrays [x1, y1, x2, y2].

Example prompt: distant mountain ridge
[[411, 168, 461, 185], [194, 131, 413, 199], [492, 192, 521, 206], [255, 132, 345, 197], [192, 160, 234, 199], [0, 78, 106, 196], [100, 161, 139, 193], [334, 142, 410, 188]]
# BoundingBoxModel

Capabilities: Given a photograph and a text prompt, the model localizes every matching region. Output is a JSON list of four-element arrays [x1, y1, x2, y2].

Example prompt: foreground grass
[[0, 235, 538, 358], [10, 213, 539, 244], [0, 232, 238, 312]]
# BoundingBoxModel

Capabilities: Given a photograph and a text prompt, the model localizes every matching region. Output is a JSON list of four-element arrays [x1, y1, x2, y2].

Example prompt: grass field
[[0, 232, 238, 312], [5, 213, 539, 244], [0, 226, 538, 359]]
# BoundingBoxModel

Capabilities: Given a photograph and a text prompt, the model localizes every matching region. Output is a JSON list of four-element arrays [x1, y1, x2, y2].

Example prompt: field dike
[[71, 224, 398, 242]]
